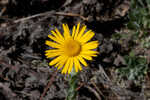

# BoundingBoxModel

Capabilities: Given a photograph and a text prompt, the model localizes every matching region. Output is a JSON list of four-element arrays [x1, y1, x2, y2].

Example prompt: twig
[[91, 80, 105, 98], [85, 85, 102, 100], [76, 82, 84, 91], [0, 7, 6, 16], [39, 70, 58, 100], [14, 11, 54, 23], [13, 11, 88, 23], [55, 12, 88, 21]]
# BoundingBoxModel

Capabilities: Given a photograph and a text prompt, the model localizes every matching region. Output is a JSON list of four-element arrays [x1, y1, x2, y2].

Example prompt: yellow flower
[[45, 23, 99, 74]]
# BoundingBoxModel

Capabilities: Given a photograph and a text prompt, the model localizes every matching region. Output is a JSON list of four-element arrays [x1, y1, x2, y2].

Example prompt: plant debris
[[0, 0, 150, 100]]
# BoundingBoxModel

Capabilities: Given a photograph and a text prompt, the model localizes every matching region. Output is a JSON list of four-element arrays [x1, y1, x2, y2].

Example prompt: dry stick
[[14, 11, 54, 23], [76, 82, 84, 91], [91, 80, 105, 98], [13, 11, 88, 23], [55, 12, 88, 21], [85, 85, 102, 100], [0, 7, 6, 16], [40, 70, 58, 100]]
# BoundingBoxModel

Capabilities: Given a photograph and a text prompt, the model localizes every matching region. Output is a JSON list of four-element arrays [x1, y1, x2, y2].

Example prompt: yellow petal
[[82, 41, 99, 50], [74, 57, 82, 72], [51, 30, 59, 38], [61, 58, 71, 74], [45, 52, 62, 58], [68, 58, 74, 74], [49, 56, 64, 66], [88, 54, 98, 57], [63, 24, 71, 39], [72, 26, 76, 37], [65, 24, 70, 34], [55, 62, 60, 68], [45, 40, 62, 48], [73, 58, 78, 72], [45, 50, 63, 58], [81, 50, 99, 55], [57, 56, 68, 70], [81, 55, 93, 60], [55, 28, 65, 41], [48, 35, 63, 44], [80, 30, 95, 44], [77, 56, 88, 67], [45, 49, 62, 53], [74, 23, 80, 39], [76, 25, 86, 40]]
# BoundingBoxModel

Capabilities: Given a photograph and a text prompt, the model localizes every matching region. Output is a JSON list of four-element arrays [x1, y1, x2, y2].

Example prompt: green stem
[[66, 72, 78, 100]]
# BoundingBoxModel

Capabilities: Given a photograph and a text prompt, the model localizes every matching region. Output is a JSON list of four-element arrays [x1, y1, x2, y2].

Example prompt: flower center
[[64, 39, 81, 56]]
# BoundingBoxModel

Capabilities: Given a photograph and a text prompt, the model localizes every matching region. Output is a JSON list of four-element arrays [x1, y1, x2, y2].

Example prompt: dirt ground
[[0, 0, 150, 100]]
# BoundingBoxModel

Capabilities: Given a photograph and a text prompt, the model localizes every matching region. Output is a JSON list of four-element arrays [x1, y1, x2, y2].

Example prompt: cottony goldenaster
[[45, 23, 99, 74]]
